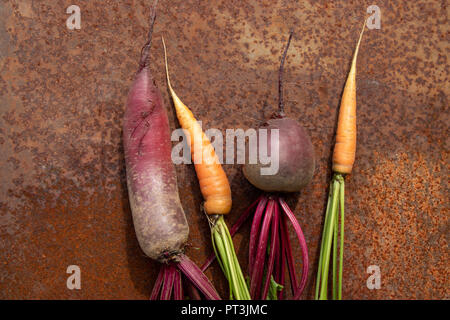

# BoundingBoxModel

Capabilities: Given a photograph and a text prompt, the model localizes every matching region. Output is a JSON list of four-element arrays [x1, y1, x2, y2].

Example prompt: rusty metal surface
[[0, 0, 448, 299]]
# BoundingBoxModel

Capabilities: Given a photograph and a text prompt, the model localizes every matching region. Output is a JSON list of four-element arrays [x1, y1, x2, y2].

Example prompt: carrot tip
[[332, 19, 367, 174]]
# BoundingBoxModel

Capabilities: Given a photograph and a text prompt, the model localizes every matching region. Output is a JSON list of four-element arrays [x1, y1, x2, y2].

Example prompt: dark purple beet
[[243, 117, 315, 192], [240, 31, 313, 299]]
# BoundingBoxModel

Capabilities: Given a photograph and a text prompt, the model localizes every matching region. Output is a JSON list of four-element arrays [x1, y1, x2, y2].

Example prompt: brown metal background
[[0, 0, 448, 299]]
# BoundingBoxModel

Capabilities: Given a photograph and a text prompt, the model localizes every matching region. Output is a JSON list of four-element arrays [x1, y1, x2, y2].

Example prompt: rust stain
[[0, 0, 448, 299]]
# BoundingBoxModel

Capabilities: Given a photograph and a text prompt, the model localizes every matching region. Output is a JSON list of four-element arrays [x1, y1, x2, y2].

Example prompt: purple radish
[[123, 0, 220, 300]]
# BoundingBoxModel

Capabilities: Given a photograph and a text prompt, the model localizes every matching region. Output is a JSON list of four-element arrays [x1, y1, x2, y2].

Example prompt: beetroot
[[243, 117, 315, 192]]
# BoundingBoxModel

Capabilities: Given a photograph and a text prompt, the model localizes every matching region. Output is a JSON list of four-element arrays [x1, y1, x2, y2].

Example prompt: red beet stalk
[[249, 196, 309, 299], [151, 254, 221, 300]]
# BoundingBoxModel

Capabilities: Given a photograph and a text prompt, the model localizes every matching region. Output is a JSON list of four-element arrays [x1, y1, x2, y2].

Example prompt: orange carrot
[[332, 21, 366, 174], [162, 37, 250, 300], [316, 20, 367, 300], [162, 37, 232, 215]]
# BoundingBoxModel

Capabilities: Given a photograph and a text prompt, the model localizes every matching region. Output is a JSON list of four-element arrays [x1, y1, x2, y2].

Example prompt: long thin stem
[[160, 264, 176, 300], [213, 216, 251, 300], [222, 219, 250, 299], [273, 217, 282, 293], [212, 227, 232, 298], [150, 264, 165, 300], [249, 197, 269, 273], [279, 198, 309, 299], [186, 196, 265, 300], [332, 204, 338, 300], [139, 0, 158, 70], [319, 176, 340, 300], [278, 217, 287, 300], [261, 200, 280, 299], [185, 279, 202, 300], [338, 178, 345, 299], [177, 254, 221, 300], [280, 210, 298, 296], [315, 186, 333, 299], [250, 199, 275, 299], [218, 219, 241, 299], [173, 269, 183, 300], [201, 196, 262, 272]]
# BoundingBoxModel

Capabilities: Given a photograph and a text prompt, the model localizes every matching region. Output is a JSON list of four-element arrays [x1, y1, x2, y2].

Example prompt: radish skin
[[124, 51, 189, 263]]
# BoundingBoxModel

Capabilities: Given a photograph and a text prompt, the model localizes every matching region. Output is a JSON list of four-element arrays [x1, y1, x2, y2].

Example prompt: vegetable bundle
[[123, 1, 369, 301]]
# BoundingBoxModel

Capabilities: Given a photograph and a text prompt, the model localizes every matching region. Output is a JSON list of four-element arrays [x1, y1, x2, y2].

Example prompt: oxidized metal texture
[[0, 0, 448, 299]]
